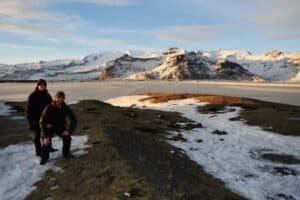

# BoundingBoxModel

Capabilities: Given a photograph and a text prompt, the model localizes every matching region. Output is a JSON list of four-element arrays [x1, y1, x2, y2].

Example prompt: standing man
[[25, 79, 57, 156], [39, 91, 77, 165]]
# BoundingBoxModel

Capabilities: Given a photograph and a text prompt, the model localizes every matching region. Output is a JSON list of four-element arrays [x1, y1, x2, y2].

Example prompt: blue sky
[[0, 0, 299, 64]]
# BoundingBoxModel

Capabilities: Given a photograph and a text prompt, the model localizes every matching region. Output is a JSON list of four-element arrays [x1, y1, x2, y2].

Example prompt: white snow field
[[106, 95, 300, 200]]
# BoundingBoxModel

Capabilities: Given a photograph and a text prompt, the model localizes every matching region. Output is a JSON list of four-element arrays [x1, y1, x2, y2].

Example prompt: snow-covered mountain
[[99, 53, 164, 80], [0, 50, 160, 81], [124, 49, 262, 81], [203, 50, 300, 81], [0, 48, 299, 82]]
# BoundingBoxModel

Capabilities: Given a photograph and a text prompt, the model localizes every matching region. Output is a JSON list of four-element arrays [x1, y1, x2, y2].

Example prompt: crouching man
[[39, 91, 77, 165]]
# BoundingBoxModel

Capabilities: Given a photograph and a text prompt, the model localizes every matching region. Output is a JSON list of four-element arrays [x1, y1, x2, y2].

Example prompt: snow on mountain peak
[[0, 49, 299, 82]]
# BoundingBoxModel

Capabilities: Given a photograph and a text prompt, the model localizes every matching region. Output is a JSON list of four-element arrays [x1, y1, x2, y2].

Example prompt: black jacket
[[40, 102, 77, 137], [25, 88, 52, 123]]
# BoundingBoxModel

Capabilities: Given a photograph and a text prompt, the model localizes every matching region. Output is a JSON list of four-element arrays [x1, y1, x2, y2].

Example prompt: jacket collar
[[51, 100, 66, 110]]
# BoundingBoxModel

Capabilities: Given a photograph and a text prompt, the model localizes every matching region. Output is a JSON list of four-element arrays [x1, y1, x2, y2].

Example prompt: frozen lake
[[0, 81, 299, 106]]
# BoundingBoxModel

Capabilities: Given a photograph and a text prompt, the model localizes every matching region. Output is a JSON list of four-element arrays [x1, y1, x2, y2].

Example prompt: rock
[[196, 139, 203, 143], [267, 193, 296, 200], [215, 60, 262, 81], [190, 147, 199, 151], [265, 50, 283, 58], [169, 122, 203, 130], [157, 114, 163, 119], [212, 130, 228, 135], [124, 192, 131, 198], [169, 133, 188, 142], [273, 167, 297, 176]]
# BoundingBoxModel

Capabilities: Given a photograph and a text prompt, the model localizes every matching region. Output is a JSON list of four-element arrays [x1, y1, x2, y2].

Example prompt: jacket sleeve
[[67, 106, 77, 134], [47, 93, 53, 104], [25, 93, 34, 122], [39, 106, 50, 137]]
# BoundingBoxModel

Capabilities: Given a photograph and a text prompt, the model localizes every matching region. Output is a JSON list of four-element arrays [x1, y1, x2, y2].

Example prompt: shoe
[[36, 152, 42, 157], [40, 156, 49, 165], [50, 147, 58, 152], [63, 153, 74, 159]]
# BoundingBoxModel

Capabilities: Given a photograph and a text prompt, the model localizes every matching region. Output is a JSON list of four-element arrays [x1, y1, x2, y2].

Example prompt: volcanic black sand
[[1, 93, 300, 199]]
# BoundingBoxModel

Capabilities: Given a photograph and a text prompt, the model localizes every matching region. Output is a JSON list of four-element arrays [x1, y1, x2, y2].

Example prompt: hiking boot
[[63, 153, 74, 159], [40, 156, 49, 165], [50, 147, 58, 152], [36, 152, 42, 157]]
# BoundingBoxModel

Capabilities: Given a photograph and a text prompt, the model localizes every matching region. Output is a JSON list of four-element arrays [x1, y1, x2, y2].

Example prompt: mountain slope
[[203, 50, 300, 81], [0, 50, 160, 81], [124, 49, 262, 81], [99, 54, 164, 80]]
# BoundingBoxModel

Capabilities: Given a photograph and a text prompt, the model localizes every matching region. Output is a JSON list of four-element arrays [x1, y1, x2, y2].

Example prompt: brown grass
[[139, 92, 256, 106], [139, 92, 300, 137]]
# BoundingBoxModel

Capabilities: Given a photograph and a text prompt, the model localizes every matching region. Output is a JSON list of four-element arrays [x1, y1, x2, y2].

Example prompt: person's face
[[55, 96, 65, 106], [38, 84, 47, 91]]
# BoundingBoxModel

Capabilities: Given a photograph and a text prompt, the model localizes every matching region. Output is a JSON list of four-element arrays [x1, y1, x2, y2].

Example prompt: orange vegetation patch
[[138, 92, 256, 106]]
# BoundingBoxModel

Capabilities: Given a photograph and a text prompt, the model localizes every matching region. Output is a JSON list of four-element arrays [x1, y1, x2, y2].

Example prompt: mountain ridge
[[0, 48, 299, 82]]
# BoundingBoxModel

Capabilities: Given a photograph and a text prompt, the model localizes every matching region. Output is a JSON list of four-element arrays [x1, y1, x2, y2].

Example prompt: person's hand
[[42, 137, 51, 146], [62, 130, 70, 136], [46, 123, 53, 129], [29, 121, 35, 131]]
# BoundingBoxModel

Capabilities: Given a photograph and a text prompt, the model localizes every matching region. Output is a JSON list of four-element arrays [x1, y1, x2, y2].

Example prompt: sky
[[0, 0, 299, 64]]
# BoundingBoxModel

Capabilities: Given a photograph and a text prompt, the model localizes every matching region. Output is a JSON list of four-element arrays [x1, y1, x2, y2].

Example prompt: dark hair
[[37, 79, 47, 86], [55, 91, 65, 99]]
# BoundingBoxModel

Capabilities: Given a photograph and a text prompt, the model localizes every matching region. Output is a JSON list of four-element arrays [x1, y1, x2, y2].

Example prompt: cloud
[[149, 25, 223, 43], [74, 37, 128, 47], [0, 21, 67, 36], [0, 0, 135, 21], [96, 24, 225, 44], [70, 36, 154, 50], [0, 43, 56, 50], [0, 0, 57, 21], [0, 0, 81, 36], [68, 0, 136, 6], [0, 0, 133, 37], [269, 32, 300, 41], [250, 0, 300, 32]]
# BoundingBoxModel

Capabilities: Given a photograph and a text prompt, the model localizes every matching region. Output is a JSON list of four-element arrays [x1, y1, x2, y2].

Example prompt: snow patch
[[0, 101, 11, 116], [106, 95, 300, 200], [0, 135, 90, 200]]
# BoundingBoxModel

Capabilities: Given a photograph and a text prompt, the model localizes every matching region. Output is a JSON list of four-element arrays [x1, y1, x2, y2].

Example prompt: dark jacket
[[40, 101, 77, 137], [25, 88, 52, 124]]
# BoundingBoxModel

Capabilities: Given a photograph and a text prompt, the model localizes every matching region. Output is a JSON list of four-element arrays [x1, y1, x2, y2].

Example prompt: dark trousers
[[41, 130, 72, 160], [33, 127, 42, 154], [34, 127, 54, 154]]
